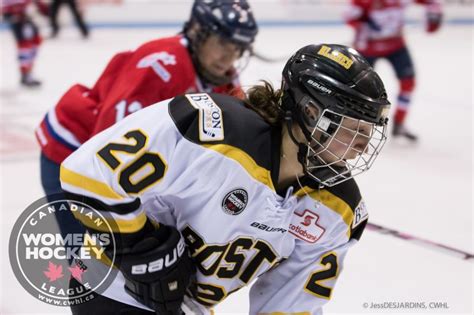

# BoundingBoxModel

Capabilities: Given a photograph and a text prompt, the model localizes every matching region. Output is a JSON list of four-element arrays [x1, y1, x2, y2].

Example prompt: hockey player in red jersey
[[35, 0, 258, 237], [1, 0, 49, 87], [344, 0, 442, 141]]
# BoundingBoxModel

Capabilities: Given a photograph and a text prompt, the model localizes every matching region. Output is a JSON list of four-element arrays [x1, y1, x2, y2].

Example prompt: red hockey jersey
[[344, 0, 440, 56], [35, 35, 243, 164], [1, 0, 48, 16]]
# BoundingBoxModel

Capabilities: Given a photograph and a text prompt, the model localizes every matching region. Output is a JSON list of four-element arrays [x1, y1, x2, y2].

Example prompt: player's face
[[313, 117, 372, 167], [197, 34, 243, 78]]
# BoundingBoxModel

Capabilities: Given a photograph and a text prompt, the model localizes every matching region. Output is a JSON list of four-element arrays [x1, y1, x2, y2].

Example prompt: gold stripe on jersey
[[71, 209, 147, 234], [203, 144, 275, 191], [295, 187, 353, 237], [60, 165, 124, 200]]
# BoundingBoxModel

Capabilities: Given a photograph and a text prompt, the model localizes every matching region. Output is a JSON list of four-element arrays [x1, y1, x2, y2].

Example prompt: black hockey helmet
[[281, 44, 391, 187], [189, 0, 258, 47], [184, 0, 258, 85]]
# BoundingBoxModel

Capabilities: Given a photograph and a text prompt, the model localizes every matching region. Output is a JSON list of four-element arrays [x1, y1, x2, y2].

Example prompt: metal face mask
[[301, 100, 388, 187]]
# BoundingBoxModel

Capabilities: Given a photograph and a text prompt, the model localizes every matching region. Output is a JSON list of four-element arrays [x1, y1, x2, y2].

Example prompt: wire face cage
[[305, 109, 388, 187]]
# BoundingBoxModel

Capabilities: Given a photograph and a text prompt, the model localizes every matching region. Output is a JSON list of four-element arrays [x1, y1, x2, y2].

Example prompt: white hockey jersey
[[60, 93, 368, 314]]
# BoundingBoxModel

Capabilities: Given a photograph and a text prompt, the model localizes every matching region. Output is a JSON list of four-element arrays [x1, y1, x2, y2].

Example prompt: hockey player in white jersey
[[60, 44, 391, 314]]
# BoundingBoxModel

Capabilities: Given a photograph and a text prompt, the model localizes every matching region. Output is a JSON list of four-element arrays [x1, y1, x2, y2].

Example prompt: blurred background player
[[35, 0, 258, 239], [1, 0, 49, 87], [344, 0, 442, 141], [49, 0, 89, 38]]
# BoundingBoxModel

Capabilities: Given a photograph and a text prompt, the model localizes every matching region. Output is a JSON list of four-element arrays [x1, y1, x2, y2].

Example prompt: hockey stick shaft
[[366, 222, 473, 261]]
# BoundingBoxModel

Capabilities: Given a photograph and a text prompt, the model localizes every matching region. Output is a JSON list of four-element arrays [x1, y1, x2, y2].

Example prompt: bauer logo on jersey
[[222, 188, 248, 215], [289, 209, 325, 243], [186, 93, 224, 142], [352, 200, 368, 229]]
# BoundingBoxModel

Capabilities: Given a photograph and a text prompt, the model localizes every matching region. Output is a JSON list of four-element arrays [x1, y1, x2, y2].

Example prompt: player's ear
[[304, 101, 320, 122]]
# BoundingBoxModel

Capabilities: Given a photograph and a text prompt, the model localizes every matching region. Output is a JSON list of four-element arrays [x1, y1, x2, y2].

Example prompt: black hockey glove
[[117, 224, 195, 315]]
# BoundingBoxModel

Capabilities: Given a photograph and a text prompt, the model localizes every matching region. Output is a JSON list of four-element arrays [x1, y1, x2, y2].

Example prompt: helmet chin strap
[[284, 110, 309, 172], [281, 92, 313, 171]]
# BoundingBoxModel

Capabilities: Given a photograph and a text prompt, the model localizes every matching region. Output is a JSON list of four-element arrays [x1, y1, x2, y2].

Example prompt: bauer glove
[[117, 224, 195, 315]]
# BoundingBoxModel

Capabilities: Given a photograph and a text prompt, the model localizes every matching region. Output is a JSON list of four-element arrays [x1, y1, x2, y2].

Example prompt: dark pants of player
[[3, 13, 41, 77], [50, 0, 89, 37], [4, 14, 39, 43], [363, 46, 416, 126], [40, 153, 85, 239], [69, 278, 154, 315], [363, 46, 415, 79]]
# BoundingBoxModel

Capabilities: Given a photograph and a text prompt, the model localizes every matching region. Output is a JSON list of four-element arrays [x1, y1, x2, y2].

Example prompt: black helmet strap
[[284, 112, 308, 170]]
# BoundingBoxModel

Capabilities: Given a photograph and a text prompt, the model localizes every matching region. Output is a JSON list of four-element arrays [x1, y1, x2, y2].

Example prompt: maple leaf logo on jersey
[[43, 261, 64, 282]]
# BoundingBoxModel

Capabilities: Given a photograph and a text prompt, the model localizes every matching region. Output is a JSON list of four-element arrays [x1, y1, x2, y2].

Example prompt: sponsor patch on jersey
[[317, 45, 354, 70], [186, 93, 224, 142], [222, 188, 248, 215], [352, 200, 369, 229], [289, 209, 325, 243]]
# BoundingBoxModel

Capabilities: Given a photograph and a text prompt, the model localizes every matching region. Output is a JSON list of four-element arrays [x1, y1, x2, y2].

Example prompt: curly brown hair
[[244, 81, 285, 126]]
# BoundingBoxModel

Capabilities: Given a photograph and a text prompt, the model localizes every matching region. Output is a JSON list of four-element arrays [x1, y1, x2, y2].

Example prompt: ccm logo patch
[[289, 209, 325, 243], [352, 200, 368, 228], [186, 93, 224, 141], [222, 189, 248, 215]]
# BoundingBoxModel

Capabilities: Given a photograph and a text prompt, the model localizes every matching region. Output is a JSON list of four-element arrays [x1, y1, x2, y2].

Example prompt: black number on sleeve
[[304, 252, 338, 299], [119, 152, 166, 194], [97, 129, 166, 194], [97, 130, 147, 170]]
